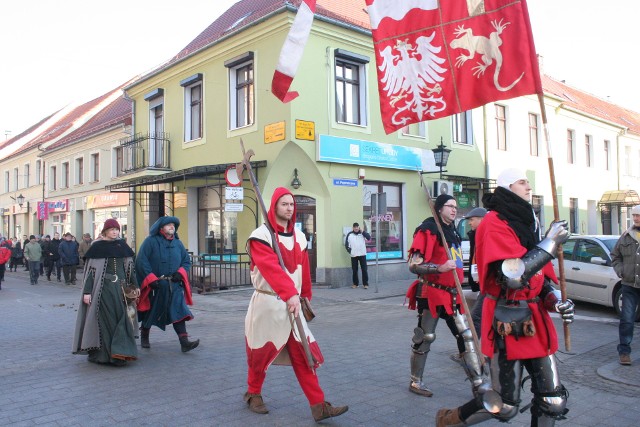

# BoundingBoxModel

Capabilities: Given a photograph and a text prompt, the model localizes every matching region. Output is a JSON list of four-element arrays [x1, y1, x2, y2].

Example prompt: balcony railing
[[117, 132, 170, 175]]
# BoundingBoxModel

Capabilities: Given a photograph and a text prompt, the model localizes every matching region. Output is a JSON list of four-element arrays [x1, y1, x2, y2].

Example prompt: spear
[[236, 138, 316, 370]]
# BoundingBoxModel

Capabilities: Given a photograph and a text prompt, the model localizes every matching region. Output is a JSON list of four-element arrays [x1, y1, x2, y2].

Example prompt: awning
[[105, 161, 267, 193], [598, 189, 640, 208]]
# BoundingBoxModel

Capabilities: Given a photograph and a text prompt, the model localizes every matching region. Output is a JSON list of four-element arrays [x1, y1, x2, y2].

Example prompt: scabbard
[[291, 312, 315, 371]]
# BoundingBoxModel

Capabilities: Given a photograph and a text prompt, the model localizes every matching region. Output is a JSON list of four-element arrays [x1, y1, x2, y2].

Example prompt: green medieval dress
[[72, 239, 138, 365]]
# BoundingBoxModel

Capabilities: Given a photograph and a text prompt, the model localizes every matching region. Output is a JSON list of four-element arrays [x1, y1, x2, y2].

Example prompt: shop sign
[[332, 178, 358, 187], [224, 203, 244, 212], [174, 193, 187, 209], [318, 134, 431, 171], [37, 202, 48, 220], [2, 207, 10, 216], [295, 120, 315, 141], [225, 187, 244, 200], [86, 193, 129, 209]]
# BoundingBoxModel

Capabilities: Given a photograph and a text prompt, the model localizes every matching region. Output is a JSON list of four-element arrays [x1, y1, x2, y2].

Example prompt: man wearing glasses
[[406, 193, 470, 397]]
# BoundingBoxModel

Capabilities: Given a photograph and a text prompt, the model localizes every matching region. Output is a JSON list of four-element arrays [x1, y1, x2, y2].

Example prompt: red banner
[[366, 0, 541, 134]]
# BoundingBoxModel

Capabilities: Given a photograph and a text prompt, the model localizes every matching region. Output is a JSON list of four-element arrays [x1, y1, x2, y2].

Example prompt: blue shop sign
[[332, 178, 358, 187], [318, 135, 429, 171]]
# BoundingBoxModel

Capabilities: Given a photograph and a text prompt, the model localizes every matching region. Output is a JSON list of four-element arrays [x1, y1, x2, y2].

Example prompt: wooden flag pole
[[537, 93, 571, 352]]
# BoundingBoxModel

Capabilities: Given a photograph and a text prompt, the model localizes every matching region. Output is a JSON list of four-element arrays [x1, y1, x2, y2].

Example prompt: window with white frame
[[402, 122, 427, 138], [61, 162, 69, 188], [528, 113, 539, 156], [452, 111, 472, 144], [569, 197, 579, 233], [225, 52, 254, 130], [23, 164, 30, 188], [495, 104, 507, 150], [181, 74, 203, 141], [35, 160, 41, 185], [567, 129, 576, 164], [75, 157, 84, 185], [144, 88, 165, 168], [90, 153, 100, 182], [335, 49, 369, 126], [4, 171, 9, 193], [604, 140, 610, 171], [585, 134, 593, 167], [13, 167, 18, 191], [50, 166, 57, 190]]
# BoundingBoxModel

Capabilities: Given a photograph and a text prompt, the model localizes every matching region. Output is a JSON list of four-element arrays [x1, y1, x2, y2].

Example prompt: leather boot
[[140, 328, 150, 349], [243, 392, 269, 414], [310, 401, 349, 422], [436, 408, 463, 427], [179, 335, 200, 352]]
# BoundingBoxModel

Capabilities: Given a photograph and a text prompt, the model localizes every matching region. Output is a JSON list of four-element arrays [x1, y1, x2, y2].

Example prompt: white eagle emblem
[[378, 32, 447, 126]]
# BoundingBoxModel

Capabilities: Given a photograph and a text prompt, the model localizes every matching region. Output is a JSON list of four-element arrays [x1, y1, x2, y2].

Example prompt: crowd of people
[[5, 167, 640, 425]]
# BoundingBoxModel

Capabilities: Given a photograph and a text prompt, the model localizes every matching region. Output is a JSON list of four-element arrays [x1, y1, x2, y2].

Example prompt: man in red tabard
[[436, 169, 575, 426], [243, 187, 348, 422]]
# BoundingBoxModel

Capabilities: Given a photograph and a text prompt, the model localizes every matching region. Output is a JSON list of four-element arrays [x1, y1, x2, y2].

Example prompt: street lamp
[[10, 193, 25, 208], [291, 168, 302, 189], [423, 137, 452, 179]]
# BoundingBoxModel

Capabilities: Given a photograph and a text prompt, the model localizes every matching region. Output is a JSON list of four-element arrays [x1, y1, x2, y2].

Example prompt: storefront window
[[198, 186, 238, 255], [93, 208, 128, 241], [362, 182, 403, 260]]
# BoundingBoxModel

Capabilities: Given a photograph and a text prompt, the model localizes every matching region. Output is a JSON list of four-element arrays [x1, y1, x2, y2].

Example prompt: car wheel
[[613, 285, 640, 321]]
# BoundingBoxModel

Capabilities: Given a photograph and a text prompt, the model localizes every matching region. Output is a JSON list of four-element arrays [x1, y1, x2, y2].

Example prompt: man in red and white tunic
[[243, 187, 348, 422]]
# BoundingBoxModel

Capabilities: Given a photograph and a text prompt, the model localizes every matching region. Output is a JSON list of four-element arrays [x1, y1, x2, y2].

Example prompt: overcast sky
[[1, 0, 637, 139]]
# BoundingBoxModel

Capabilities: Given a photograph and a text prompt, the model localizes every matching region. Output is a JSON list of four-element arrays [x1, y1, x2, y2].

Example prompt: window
[[61, 162, 69, 188], [604, 140, 610, 170], [225, 52, 255, 129], [574, 239, 607, 264], [528, 113, 539, 156], [335, 49, 369, 126], [402, 122, 427, 138], [50, 166, 57, 191], [35, 160, 42, 185], [90, 153, 99, 182], [13, 168, 18, 191], [145, 88, 165, 167], [75, 157, 84, 185], [585, 134, 592, 167], [3, 171, 8, 193], [452, 112, 473, 144], [567, 129, 575, 164], [23, 164, 29, 188], [624, 146, 632, 175], [569, 198, 578, 234], [362, 182, 403, 260], [495, 104, 507, 150], [181, 73, 203, 141]]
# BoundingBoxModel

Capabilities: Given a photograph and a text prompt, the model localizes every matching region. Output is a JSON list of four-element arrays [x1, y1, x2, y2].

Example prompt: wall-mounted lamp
[[10, 193, 25, 208], [422, 137, 452, 179], [291, 168, 302, 189]]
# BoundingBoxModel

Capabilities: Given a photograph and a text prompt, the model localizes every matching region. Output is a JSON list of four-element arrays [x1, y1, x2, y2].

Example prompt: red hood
[[268, 187, 296, 233]]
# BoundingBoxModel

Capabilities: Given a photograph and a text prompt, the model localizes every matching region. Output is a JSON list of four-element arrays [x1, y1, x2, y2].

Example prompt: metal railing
[[189, 253, 251, 293], [117, 132, 170, 175]]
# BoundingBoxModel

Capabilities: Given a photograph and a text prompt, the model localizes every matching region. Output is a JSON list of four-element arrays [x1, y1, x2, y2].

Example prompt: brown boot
[[243, 392, 269, 414], [140, 328, 150, 349], [310, 401, 348, 422], [436, 407, 462, 427]]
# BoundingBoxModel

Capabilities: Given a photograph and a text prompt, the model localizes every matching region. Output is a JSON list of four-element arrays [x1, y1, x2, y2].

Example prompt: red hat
[[102, 218, 120, 234]]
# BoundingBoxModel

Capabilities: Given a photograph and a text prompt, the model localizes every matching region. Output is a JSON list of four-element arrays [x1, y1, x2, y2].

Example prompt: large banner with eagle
[[366, 0, 542, 134]]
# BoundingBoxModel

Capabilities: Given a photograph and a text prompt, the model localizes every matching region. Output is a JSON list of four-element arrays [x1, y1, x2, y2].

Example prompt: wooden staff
[[537, 93, 571, 352], [236, 138, 316, 370]]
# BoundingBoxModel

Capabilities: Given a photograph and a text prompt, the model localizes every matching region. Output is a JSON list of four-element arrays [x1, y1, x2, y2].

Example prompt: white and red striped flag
[[271, 0, 316, 103], [366, 0, 542, 134]]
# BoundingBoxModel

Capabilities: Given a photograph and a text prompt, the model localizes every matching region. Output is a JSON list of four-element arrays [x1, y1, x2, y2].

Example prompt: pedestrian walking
[[42, 233, 62, 281], [436, 168, 574, 426], [9, 238, 24, 272], [72, 219, 139, 366], [345, 222, 371, 289], [78, 233, 93, 267], [59, 233, 80, 285], [611, 204, 640, 366], [136, 216, 199, 352], [243, 187, 348, 422], [24, 235, 42, 285], [0, 244, 10, 286]]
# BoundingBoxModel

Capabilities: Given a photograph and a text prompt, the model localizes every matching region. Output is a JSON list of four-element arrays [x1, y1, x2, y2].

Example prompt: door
[[295, 196, 317, 282]]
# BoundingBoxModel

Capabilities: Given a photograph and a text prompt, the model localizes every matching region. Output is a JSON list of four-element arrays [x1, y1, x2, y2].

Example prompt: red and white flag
[[366, 0, 542, 134], [271, 0, 317, 103]]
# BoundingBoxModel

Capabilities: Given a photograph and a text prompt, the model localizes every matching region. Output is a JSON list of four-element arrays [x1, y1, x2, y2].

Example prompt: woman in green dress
[[72, 219, 139, 366]]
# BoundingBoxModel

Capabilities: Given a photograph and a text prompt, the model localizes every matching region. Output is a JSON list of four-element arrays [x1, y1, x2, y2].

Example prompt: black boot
[[179, 335, 200, 352], [140, 328, 150, 349]]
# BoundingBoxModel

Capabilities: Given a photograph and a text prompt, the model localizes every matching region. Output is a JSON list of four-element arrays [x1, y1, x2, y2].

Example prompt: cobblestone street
[[1, 269, 639, 426]]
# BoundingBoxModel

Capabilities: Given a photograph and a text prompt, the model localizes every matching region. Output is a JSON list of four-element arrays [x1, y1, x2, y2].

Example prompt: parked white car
[[551, 235, 640, 319]]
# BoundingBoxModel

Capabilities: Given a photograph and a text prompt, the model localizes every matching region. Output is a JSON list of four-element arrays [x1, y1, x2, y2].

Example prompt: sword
[[237, 138, 317, 371]]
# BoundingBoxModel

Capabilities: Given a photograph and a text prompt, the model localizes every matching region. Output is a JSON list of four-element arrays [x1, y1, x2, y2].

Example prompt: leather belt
[[486, 294, 540, 303], [255, 289, 281, 299], [426, 282, 457, 295], [104, 273, 119, 283]]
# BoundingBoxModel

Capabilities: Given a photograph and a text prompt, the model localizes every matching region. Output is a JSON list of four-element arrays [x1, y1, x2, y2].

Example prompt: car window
[[575, 239, 606, 263], [562, 240, 576, 260], [457, 218, 470, 242]]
